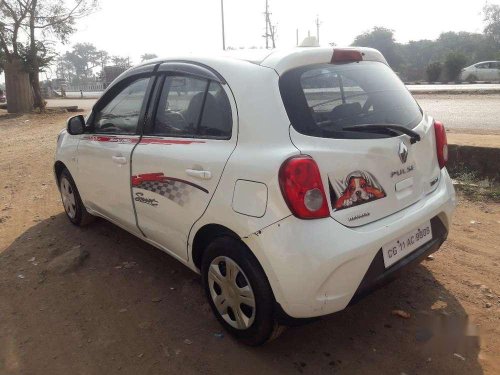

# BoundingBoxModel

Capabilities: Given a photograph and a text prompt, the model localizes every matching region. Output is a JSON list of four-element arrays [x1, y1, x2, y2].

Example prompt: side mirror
[[67, 115, 85, 135]]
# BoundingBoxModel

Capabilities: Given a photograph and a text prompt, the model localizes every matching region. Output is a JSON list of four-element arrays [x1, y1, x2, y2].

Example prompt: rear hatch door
[[281, 60, 441, 227]]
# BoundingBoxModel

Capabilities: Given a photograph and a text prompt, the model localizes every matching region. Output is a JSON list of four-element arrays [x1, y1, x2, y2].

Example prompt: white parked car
[[460, 61, 500, 81], [55, 47, 456, 345]]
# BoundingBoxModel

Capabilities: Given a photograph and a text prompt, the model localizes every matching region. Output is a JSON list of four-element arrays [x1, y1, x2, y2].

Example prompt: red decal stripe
[[139, 138, 205, 145], [82, 135, 204, 145], [131, 172, 166, 186], [82, 135, 139, 143], [131, 172, 209, 194]]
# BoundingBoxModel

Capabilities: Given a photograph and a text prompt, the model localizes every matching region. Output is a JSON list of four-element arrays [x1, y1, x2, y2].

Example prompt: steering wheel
[[100, 123, 122, 132]]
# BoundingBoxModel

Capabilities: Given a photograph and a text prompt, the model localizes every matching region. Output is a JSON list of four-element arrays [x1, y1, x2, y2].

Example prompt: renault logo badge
[[399, 142, 408, 164]]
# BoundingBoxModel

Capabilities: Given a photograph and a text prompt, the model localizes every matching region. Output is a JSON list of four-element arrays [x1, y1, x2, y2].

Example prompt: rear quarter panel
[[188, 62, 296, 258]]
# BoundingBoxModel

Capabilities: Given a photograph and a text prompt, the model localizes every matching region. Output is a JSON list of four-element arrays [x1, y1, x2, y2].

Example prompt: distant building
[[102, 66, 128, 87]]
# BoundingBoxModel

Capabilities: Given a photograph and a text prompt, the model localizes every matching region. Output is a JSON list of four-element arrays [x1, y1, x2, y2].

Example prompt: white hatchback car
[[55, 47, 456, 345]]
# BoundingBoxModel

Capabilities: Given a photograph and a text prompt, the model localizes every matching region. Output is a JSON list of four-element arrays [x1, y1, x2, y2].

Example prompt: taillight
[[331, 49, 363, 64], [434, 120, 448, 169], [278, 156, 329, 219]]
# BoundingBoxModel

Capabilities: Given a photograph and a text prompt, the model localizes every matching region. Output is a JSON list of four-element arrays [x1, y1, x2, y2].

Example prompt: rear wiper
[[342, 124, 421, 144]]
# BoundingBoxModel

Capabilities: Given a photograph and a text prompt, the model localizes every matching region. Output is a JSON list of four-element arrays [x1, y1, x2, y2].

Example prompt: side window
[[150, 75, 232, 139], [476, 63, 489, 69], [93, 77, 150, 134], [153, 76, 207, 137]]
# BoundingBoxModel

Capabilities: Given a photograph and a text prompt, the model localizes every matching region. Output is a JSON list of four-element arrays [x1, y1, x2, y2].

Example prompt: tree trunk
[[30, 67, 46, 111], [29, 0, 45, 111], [4, 59, 34, 113]]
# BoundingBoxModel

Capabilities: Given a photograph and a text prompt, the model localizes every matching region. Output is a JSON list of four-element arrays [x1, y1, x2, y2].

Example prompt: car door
[[131, 63, 237, 260], [483, 62, 496, 81], [476, 62, 494, 81], [492, 62, 500, 81], [77, 73, 155, 233]]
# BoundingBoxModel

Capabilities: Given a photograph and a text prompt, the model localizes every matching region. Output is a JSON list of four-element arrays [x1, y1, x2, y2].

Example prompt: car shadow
[[0, 214, 482, 375]]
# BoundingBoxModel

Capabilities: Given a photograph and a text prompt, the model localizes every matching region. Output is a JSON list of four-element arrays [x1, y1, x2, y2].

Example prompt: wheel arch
[[54, 160, 68, 186], [191, 223, 240, 270]]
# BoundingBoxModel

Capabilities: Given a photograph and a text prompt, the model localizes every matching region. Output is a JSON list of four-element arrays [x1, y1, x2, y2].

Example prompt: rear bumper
[[348, 216, 447, 306], [242, 168, 456, 318]]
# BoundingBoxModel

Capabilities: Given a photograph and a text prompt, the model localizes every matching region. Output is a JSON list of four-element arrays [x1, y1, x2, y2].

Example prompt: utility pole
[[264, 0, 276, 49], [264, 0, 269, 49], [315, 15, 321, 45], [296, 28, 299, 46], [221, 0, 226, 50]]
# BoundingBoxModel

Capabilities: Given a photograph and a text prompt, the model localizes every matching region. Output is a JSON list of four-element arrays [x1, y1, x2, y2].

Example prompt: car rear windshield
[[279, 61, 423, 139]]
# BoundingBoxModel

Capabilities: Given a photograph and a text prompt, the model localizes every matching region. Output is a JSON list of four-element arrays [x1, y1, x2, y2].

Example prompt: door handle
[[112, 155, 127, 165], [186, 169, 212, 180]]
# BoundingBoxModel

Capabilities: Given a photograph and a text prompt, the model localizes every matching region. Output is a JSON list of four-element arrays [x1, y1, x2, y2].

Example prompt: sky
[[2, 0, 497, 83], [64, 0, 497, 64]]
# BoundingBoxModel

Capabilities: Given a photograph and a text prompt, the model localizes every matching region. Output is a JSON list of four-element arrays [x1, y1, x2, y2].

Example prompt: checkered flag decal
[[135, 180, 192, 206]]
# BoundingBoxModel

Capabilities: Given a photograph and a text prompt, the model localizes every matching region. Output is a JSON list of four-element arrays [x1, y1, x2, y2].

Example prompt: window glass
[[476, 63, 489, 69], [279, 62, 422, 139], [198, 81, 232, 138], [152, 76, 232, 139], [153, 76, 207, 137], [93, 77, 150, 134]]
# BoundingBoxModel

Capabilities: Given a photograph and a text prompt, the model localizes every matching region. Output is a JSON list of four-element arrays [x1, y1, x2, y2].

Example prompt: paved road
[[414, 94, 500, 131], [407, 83, 500, 93], [47, 93, 500, 131], [47, 98, 96, 111]]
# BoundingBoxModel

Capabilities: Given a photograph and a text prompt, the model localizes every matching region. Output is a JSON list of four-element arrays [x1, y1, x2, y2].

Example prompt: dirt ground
[[0, 112, 499, 375]]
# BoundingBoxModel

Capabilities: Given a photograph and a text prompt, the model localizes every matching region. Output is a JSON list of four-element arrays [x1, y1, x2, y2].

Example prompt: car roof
[[130, 47, 388, 76]]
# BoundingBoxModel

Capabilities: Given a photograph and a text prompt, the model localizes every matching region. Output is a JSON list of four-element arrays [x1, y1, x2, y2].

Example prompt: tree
[[26, 0, 97, 110], [140, 53, 157, 62], [0, 0, 34, 112], [352, 27, 405, 71], [62, 43, 108, 83], [111, 55, 131, 68], [444, 52, 467, 81], [426, 62, 442, 82], [0, 0, 97, 112], [483, 2, 500, 43]]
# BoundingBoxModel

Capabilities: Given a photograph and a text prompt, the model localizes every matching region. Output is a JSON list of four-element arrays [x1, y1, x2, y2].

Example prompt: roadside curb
[[410, 89, 500, 95], [448, 144, 500, 180]]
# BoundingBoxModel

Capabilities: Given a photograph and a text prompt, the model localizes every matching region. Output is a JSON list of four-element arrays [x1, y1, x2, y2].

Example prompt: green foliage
[[140, 53, 158, 62], [426, 62, 442, 82], [483, 3, 500, 43], [352, 27, 404, 71], [18, 42, 56, 72], [351, 26, 500, 81], [111, 56, 131, 68], [444, 52, 467, 81], [59, 43, 108, 83]]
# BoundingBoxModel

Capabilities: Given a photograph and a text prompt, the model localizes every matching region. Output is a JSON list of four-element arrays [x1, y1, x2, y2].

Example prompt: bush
[[426, 62, 442, 82], [444, 52, 467, 82]]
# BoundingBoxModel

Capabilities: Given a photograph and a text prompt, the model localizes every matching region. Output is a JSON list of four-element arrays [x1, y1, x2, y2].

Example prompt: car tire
[[201, 236, 284, 346], [59, 168, 95, 226], [465, 74, 478, 83]]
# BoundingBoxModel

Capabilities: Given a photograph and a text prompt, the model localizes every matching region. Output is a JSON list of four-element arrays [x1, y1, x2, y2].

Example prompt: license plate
[[382, 221, 433, 268]]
